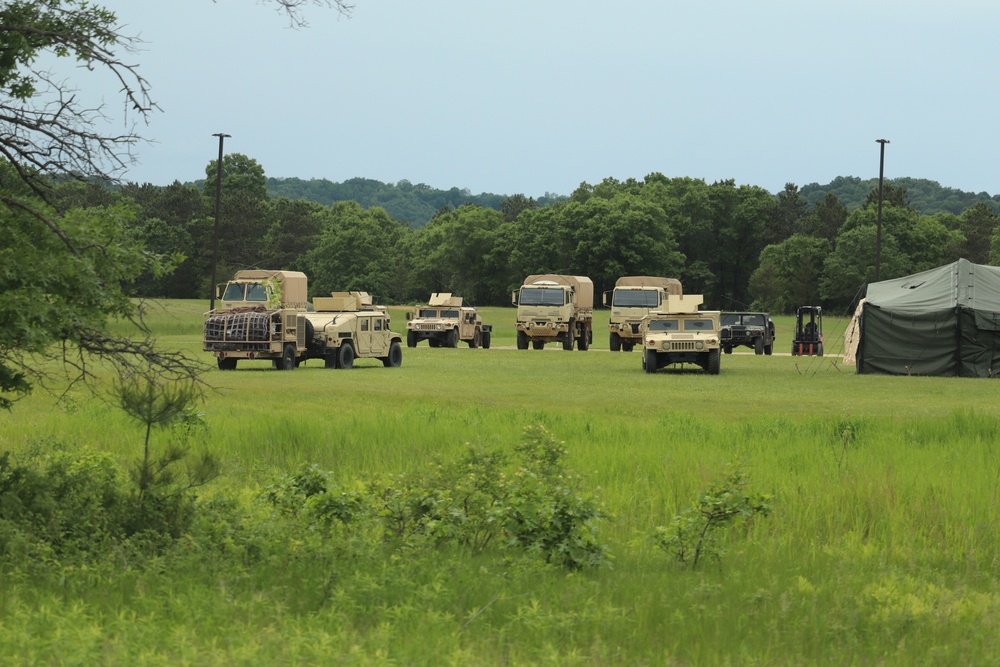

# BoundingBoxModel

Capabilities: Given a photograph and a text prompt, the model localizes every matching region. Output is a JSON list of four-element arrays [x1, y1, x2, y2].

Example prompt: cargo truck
[[603, 276, 682, 351], [512, 274, 593, 351]]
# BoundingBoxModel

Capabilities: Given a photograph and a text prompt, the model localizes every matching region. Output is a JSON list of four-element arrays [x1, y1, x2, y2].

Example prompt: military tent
[[855, 258, 1000, 377]]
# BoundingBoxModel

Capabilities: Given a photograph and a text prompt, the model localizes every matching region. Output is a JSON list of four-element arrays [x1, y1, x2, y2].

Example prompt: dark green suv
[[720, 312, 774, 355]]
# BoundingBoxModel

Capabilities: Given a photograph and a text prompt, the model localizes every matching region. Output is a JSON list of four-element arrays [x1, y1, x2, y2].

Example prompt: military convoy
[[512, 274, 593, 351], [203, 270, 402, 370], [406, 293, 492, 349], [604, 276, 683, 352], [640, 295, 721, 374]]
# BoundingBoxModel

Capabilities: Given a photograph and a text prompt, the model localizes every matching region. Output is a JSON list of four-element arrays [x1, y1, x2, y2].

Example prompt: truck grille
[[670, 341, 698, 351], [205, 312, 272, 342]]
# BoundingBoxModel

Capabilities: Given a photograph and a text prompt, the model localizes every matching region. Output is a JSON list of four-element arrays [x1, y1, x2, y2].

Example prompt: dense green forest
[[56, 153, 998, 317]]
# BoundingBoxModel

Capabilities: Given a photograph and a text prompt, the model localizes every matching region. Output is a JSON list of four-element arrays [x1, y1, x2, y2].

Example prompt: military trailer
[[640, 294, 721, 375], [204, 270, 401, 370], [513, 274, 593, 351], [720, 311, 775, 355], [405, 293, 492, 349], [603, 276, 683, 351]]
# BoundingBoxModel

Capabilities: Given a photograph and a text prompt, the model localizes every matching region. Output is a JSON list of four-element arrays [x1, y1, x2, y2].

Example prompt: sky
[[70, 0, 1000, 198]]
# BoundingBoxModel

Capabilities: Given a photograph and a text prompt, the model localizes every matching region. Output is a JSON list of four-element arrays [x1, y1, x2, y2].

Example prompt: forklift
[[791, 305, 823, 356]]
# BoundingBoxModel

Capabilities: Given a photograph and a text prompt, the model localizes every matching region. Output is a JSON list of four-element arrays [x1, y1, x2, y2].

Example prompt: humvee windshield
[[442, 309, 460, 318], [223, 282, 267, 302], [520, 288, 564, 306], [418, 309, 437, 318], [613, 289, 659, 308], [722, 313, 765, 326], [684, 319, 715, 331], [648, 319, 679, 331]]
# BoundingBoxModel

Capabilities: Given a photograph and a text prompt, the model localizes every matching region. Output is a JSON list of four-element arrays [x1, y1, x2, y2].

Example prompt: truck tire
[[610, 332, 621, 352], [754, 337, 764, 355], [723, 344, 733, 354], [468, 330, 480, 349], [517, 331, 528, 350], [482, 331, 491, 349], [382, 340, 403, 367], [707, 348, 721, 375], [644, 349, 658, 374], [447, 328, 459, 348], [338, 342, 355, 369], [277, 343, 296, 371], [217, 357, 237, 371], [407, 331, 417, 348], [764, 342, 773, 355], [532, 340, 545, 350], [622, 342, 634, 352], [324, 354, 337, 368], [578, 326, 589, 351], [563, 319, 575, 351]]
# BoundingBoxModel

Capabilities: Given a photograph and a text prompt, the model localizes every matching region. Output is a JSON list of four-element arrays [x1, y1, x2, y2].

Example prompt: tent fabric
[[857, 259, 1000, 377]]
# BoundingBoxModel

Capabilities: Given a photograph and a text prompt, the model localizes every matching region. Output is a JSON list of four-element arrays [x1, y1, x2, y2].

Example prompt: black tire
[[754, 336, 764, 355], [532, 340, 545, 350], [429, 339, 441, 348], [610, 332, 621, 352], [724, 344, 733, 354], [407, 330, 417, 348], [482, 331, 491, 349], [644, 349, 658, 374], [324, 354, 337, 368], [382, 340, 402, 367], [217, 357, 237, 371], [791, 343, 798, 356], [447, 328, 459, 348], [277, 343, 296, 371], [338, 342, 355, 369], [578, 326, 589, 351], [563, 319, 575, 351], [516, 330, 528, 350], [622, 342, 634, 352], [469, 330, 480, 349], [707, 348, 721, 375], [764, 342, 773, 356]]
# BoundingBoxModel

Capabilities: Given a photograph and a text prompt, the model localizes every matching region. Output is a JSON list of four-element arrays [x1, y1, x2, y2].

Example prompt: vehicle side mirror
[[511, 291, 517, 305], [405, 312, 412, 320]]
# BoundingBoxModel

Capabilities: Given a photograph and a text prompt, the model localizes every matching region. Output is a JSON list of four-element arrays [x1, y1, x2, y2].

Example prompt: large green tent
[[856, 258, 1000, 377]]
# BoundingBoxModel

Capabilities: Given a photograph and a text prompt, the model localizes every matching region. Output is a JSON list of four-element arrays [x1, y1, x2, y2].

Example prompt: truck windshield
[[520, 288, 564, 306], [419, 309, 437, 318], [721, 314, 738, 326], [245, 283, 267, 301], [684, 319, 715, 331], [222, 283, 246, 301], [442, 309, 459, 318], [614, 290, 659, 308], [648, 319, 678, 331]]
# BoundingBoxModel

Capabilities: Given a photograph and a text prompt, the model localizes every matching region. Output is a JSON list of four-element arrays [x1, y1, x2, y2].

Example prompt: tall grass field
[[2, 300, 999, 665]]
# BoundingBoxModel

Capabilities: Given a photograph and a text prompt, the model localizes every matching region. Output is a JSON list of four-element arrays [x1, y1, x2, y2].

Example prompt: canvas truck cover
[[614, 276, 682, 294], [858, 258, 1000, 377], [523, 275, 594, 309]]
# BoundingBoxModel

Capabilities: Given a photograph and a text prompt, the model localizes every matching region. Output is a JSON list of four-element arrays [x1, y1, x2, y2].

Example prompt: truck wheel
[[482, 331, 491, 349], [338, 342, 355, 369], [754, 337, 764, 355], [447, 328, 459, 348], [622, 342, 634, 352], [277, 343, 296, 371], [764, 342, 773, 355], [407, 331, 417, 348], [723, 344, 732, 354], [578, 327, 589, 351], [217, 357, 237, 371], [707, 349, 721, 375], [644, 349, 658, 374], [429, 339, 440, 348], [469, 330, 480, 349], [791, 343, 798, 356], [532, 340, 545, 350], [324, 354, 337, 368], [563, 319, 575, 351], [610, 332, 621, 352], [517, 331, 528, 350], [382, 340, 402, 367]]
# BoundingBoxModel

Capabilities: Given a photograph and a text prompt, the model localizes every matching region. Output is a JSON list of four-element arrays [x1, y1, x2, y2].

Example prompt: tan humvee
[[640, 295, 721, 374], [405, 293, 492, 349]]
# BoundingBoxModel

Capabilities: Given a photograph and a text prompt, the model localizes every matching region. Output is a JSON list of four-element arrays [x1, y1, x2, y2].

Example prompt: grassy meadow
[[2, 300, 1000, 665]]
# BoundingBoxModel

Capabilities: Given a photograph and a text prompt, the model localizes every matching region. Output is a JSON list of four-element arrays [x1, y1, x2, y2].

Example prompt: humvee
[[720, 311, 775, 355], [406, 293, 492, 348], [640, 295, 721, 375]]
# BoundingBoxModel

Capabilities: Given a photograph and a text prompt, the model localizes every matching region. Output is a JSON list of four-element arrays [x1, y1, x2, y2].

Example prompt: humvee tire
[[338, 342, 355, 369]]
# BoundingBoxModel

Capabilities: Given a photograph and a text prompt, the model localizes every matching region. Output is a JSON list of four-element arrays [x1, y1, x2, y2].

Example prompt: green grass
[[2, 300, 999, 665]]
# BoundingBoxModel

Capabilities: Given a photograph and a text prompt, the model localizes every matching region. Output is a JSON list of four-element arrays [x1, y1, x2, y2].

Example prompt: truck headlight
[[662, 342, 670, 351], [695, 341, 704, 350]]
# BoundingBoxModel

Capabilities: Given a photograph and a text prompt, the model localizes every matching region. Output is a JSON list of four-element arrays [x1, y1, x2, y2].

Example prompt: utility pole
[[874, 139, 889, 282], [209, 132, 231, 311]]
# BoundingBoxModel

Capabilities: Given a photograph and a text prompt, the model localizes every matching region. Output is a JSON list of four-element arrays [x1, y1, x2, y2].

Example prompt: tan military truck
[[512, 274, 593, 351], [640, 294, 721, 375], [204, 270, 402, 370], [405, 293, 492, 349], [603, 276, 683, 352]]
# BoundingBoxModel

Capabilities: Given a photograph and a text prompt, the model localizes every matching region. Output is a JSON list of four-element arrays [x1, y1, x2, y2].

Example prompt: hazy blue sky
[[81, 0, 998, 197]]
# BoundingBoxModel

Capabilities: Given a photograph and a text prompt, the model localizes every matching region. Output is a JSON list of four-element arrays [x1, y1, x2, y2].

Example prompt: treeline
[[800, 176, 1000, 216], [58, 154, 1000, 315]]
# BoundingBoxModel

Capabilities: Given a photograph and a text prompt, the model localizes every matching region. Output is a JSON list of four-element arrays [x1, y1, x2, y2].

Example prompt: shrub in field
[[653, 463, 772, 570], [371, 425, 610, 570], [262, 464, 365, 531]]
